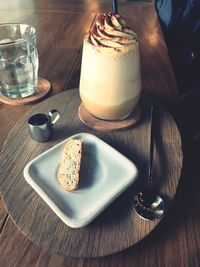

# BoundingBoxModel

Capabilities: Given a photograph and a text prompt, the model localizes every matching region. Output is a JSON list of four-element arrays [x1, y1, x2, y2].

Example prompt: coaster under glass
[[0, 77, 51, 105], [78, 102, 142, 132]]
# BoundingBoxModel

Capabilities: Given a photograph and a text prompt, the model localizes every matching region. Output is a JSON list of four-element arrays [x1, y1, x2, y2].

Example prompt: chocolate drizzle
[[88, 13, 137, 48]]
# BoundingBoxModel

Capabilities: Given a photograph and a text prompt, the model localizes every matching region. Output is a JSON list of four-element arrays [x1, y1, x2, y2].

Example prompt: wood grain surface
[[0, 89, 182, 257], [0, 1, 200, 266]]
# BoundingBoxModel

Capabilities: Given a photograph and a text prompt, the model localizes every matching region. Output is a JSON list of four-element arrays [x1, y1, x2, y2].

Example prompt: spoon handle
[[148, 105, 155, 186]]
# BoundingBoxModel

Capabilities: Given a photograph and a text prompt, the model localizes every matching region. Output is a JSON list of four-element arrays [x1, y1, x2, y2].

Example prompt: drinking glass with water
[[0, 23, 39, 99]]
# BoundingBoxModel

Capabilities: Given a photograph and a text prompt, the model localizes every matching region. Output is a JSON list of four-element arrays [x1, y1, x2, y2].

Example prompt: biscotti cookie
[[58, 139, 83, 191]]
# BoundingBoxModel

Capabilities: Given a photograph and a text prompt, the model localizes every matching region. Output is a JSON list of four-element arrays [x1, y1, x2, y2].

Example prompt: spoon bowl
[[133, 192, 165, 220]]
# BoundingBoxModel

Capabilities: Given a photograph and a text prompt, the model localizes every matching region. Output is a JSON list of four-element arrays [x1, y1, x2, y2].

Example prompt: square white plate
[[24, 133, 138, 228]]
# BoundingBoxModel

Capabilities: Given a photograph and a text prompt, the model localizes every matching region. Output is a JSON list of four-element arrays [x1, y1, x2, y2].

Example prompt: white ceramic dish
[[23, 133, 138, 228]]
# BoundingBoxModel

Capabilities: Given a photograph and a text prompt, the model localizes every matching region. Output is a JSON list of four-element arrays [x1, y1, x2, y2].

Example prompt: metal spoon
[[133, 105, 165, 220]]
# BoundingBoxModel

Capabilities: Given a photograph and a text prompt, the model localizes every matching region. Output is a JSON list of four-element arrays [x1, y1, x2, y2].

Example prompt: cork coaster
[[78, 102, 142, 132], [0, 77, 52, 105]]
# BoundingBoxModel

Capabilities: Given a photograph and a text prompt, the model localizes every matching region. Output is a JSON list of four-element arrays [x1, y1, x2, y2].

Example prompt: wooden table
[[0, 1, 199, 266]]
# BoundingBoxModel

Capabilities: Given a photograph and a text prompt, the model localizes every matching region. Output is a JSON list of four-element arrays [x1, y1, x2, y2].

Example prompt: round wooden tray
[[0, 89, 183, 258]]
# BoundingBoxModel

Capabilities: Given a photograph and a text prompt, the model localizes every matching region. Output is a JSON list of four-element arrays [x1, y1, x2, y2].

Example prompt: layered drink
[[79, 13, 141, 120]]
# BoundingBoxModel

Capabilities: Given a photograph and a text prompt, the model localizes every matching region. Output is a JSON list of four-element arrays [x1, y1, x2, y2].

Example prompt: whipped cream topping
[[88, 13, 137, 48]]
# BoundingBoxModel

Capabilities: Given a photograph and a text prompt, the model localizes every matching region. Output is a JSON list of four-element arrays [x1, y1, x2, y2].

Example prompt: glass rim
[[0, 23, 36, 47]]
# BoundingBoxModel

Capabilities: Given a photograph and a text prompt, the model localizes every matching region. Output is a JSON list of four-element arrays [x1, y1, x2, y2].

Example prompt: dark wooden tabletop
[[0, 1, 199, 266]]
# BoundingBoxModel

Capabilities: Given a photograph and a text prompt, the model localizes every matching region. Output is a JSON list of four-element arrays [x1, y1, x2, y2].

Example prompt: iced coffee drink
[[79, 13, 141, 120]]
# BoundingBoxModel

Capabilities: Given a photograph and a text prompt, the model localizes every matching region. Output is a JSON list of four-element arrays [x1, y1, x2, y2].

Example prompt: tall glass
[[79, 36, 141, 121], [0, 23, 39, 99]]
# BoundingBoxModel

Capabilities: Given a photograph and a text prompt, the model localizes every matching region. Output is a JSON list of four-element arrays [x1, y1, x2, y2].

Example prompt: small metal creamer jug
[[28, 109, 60, 142]]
